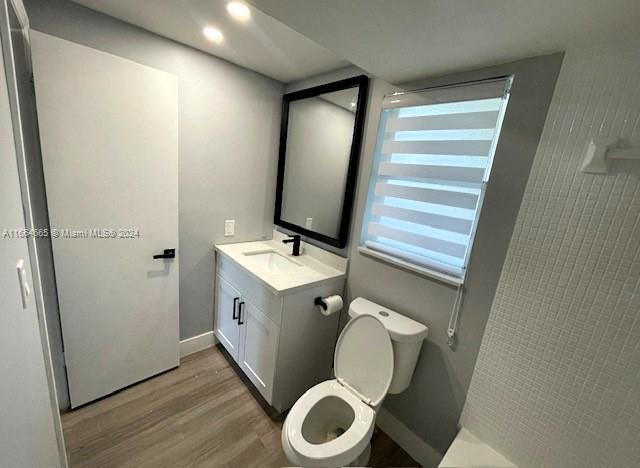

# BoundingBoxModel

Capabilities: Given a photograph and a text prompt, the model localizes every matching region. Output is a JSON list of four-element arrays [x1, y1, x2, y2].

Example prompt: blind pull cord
[[447, 284, 464, 347]]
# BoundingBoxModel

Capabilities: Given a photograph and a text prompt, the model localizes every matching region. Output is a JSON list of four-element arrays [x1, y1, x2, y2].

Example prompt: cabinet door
[[214, 275, 241, 360], [238, 299, 279, 403]]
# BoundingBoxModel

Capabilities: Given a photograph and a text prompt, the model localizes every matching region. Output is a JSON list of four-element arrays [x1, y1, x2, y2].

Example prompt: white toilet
[[282, 297, 428, 467]]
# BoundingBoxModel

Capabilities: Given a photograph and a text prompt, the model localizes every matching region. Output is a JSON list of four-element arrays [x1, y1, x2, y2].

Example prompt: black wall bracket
[[314, 296, 328, 311]]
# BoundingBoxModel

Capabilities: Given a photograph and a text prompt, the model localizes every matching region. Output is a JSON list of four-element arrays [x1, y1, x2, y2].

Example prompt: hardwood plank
[[62, 345, 418, 467]]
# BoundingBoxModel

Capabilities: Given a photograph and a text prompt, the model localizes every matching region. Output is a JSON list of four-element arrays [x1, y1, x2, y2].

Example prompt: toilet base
[[349, 442, 371, 467], [283, 442, 370, 468]]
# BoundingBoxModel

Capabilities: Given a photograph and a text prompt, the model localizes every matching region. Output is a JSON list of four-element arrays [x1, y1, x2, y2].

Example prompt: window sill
[[357, 246, 464, 286]]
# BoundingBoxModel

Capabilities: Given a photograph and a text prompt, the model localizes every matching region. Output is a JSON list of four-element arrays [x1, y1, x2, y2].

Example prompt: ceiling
[[319, 88, 359, 113], [250, 0, 640, 84], [70, 0, 349, 83]]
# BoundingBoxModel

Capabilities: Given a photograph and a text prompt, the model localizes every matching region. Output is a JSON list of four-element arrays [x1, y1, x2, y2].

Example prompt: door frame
[[0, 0, 67, 465]]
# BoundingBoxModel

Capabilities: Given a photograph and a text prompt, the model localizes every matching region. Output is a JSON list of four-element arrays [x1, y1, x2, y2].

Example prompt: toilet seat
[[284, 380, 375, 467], [282, 315, 394, 468], [334, 314, 394, 407]]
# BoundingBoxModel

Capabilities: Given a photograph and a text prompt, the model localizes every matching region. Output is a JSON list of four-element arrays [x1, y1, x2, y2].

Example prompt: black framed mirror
[[274, 75, 369, 248]]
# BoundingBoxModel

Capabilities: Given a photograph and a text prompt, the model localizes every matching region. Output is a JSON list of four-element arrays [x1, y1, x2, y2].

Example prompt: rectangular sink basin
[[242, 249, 302, 272]]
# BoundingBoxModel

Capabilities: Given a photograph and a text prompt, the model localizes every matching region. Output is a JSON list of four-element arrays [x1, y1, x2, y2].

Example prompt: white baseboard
[[376, 407, 443, 467], [180, 331, 217, 357]]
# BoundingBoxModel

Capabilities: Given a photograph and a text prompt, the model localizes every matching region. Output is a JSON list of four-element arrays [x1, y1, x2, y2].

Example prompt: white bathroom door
[[0, 14, 61, 466], [30, 32, 180, 407]]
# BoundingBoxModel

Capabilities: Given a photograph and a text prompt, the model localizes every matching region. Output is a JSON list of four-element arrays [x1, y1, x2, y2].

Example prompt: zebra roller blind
[[361, 77, 512, 283]]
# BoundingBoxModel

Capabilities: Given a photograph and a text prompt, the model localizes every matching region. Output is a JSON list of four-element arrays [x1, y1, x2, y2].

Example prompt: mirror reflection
[[276, 76, 368, 247]]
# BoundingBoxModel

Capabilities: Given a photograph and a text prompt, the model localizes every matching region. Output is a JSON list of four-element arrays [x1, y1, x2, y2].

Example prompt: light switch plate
[[224, 219, 235, 237], [306, 218, 313, 229]]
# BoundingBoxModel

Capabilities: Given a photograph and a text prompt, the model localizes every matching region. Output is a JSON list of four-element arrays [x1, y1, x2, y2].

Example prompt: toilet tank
[[348, 298, 428, 394]]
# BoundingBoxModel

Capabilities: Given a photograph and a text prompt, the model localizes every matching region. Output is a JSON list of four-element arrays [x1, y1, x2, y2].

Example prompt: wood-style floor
[[62, 345, 419, 468]]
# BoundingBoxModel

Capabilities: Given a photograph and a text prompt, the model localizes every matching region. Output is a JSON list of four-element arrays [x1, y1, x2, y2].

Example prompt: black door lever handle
[[153, 248, 175, 259]]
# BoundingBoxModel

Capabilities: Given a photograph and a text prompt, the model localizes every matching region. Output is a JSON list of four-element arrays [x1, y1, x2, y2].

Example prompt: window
[[360, 77, 512, 284]]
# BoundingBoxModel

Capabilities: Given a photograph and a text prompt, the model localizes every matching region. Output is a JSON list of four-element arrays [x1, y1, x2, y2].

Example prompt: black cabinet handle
[[238, 301, 245, 325], [232, 297, 239, 320], [153, 248, 175, 259]]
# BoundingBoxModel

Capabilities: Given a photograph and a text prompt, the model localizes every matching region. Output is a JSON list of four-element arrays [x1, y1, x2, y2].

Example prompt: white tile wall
[[461, 39, 640, 468]]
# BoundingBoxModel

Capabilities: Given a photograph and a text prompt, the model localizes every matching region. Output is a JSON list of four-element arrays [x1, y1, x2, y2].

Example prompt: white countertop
[[214, 231, 347, 296]]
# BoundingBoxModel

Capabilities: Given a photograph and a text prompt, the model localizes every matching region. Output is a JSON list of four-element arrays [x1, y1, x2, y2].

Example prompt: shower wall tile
[[461, 39, 640, 468]]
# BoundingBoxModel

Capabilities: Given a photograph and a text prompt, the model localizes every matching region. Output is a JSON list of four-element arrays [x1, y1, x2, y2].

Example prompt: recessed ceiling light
[[350, 101, 356, 108], [203, 26, 224, 43], [226, 2, 251, 21]]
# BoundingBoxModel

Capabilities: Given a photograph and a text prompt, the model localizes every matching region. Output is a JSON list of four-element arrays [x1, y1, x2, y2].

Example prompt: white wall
[[461, 39, 640, 467], [0, 8, 64, 462], [24, 0, 283, 408]]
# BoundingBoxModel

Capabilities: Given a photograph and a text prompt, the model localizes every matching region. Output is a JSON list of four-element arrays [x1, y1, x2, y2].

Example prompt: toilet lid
[[334, 315, 394, 407]]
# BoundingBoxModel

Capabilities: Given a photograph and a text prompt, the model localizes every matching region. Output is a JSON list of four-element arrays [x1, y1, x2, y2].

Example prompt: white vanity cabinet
[[237, 298, 279, 398], [215, 271, 280, 402], [214, 240, 346, 413], [214, 275, 242, 360]]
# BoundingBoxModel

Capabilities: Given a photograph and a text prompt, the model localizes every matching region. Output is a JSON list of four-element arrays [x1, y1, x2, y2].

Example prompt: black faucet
[[282, 235, 301, 256]]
